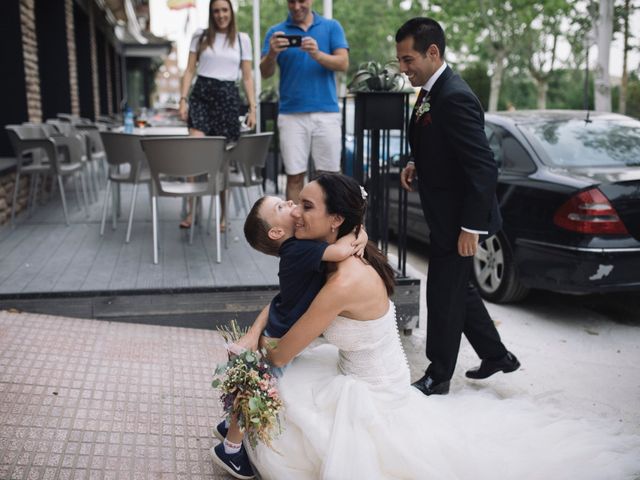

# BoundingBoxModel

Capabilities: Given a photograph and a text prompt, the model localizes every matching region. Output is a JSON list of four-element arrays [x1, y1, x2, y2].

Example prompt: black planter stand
[[259, 101, 280, 193], [350, 91, 411, 277]]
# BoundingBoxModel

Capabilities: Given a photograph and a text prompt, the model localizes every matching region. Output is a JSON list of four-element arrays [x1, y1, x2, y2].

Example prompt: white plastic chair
[[5, 125, 89, 226], [226, 132, 274, 216], [99, 132, 152, 243], [140, 136, 228, 264]]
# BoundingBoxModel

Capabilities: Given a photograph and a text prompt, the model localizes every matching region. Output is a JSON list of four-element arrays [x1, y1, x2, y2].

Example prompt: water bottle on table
[[124, 107, 134, 134]]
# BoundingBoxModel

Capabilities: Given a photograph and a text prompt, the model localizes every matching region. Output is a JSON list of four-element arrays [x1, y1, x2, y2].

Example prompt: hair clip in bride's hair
[[360, 186, 368, 200]]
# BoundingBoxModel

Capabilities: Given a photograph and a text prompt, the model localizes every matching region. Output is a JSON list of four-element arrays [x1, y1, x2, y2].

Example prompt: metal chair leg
[[73, 174, 83, 213], [57, 175, 70, 226], [152, 195, 159, 264], [224, 188, 229, 250], [91, 162, 100, 203], [125, 183, 139, 243], [111, 180, 117, 230], [215, 194, 221, 263], [79, 172, 90, 218], [189, 197, 197, 245], [116, 183, 122, 219], [147, 183, 153, 215], [232, 187, 242, 217], [89, 165, 97, 203], [11, 171, 20, 228], [207, 195, 214, 235], [241, 187, 250, 216], [27, 174, 36, 217], [100, 179, 111, 236], [32, 174, 40, 210]]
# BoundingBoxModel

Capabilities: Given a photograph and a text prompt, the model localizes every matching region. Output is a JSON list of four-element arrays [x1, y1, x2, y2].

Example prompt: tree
[[594, 0, 614, 111], [234, 0, 426, 95], [521, 1, 572, 109], [626, 72, 640, 119], [617, 0, 638, 114], [433, 0, 548, 111]]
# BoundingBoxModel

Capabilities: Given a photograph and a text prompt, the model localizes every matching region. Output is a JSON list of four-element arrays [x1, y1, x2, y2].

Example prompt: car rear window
[[521, 118, 640, 168]]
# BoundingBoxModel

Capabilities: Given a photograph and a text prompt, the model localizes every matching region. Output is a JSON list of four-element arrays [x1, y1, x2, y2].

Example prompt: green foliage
[[622, 73, 640, 119], [229, 0, 640, 116], [547, 69, 592, 110], [499, 70, 538, 110], [234, 0, 425, 77], [460, 62, 491, 110], [216, 318, 248, 344], [348, 61, 405, 92]]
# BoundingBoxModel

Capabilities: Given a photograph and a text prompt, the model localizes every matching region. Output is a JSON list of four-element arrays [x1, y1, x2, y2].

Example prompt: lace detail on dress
[[323, 301, 410, 387]]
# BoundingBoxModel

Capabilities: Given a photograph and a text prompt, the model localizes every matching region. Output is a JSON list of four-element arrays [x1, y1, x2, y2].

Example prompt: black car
[[391, 110, 640, 303]]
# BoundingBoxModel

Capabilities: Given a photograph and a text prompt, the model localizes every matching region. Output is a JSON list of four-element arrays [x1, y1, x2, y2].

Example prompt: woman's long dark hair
[[197, 0, 238, 61], [315, 173, 395, 296]]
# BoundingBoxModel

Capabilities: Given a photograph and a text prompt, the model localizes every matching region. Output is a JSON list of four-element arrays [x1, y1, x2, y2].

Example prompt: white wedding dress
[[248, 301, 640, 480]]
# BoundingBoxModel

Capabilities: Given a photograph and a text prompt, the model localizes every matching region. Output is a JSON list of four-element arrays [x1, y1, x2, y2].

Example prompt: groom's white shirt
[[421, 61, 447, 93], [421, 62, 487, 236]]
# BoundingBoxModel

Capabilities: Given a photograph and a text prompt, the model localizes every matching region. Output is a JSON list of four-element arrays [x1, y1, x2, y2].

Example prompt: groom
[[396, 17, 519, 396]]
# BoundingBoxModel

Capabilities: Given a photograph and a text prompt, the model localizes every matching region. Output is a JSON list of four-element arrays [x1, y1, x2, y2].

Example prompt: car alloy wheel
[[472, 233, 530, 303], [474, 235, 504, 294]]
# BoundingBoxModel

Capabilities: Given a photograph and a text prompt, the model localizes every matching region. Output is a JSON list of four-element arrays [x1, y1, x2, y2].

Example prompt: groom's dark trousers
[[408, 66, 508, 383]]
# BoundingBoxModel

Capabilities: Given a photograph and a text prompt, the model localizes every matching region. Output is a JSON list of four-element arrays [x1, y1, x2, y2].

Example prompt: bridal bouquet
[[212, 320, 283, 449]]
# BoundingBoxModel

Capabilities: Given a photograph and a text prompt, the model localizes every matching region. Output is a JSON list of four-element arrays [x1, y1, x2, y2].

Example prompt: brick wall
[[0, 174, 30, 226], [89, 4, 100, 118], [20, 0, 42, 124], [3, 0, 42, 225], [65, 0, 80, 116]]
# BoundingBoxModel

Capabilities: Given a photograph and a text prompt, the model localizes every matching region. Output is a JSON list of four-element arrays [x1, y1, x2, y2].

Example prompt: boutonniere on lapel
[[415, 94, 432, 126]]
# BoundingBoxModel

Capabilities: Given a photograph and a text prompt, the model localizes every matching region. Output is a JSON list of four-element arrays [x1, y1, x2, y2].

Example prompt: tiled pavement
[[3, 276, 639, 479], [0, 310, 229, 480]]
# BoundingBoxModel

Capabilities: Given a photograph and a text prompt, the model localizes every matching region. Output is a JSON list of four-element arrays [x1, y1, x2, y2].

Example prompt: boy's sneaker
[[211, 443, 255, 479], [214, 420, 229, 442]]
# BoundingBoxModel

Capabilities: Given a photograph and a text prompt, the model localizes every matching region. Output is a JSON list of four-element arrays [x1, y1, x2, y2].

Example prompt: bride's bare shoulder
[[330, 256, 379, 287]]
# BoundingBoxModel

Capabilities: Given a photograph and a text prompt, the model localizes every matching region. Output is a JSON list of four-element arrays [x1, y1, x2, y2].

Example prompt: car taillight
[[553, 187, 629, 235]]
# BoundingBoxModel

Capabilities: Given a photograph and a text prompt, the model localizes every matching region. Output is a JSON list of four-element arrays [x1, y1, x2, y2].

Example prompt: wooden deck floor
[[0, 181, 279, 295], [0, 177, 420, 332]]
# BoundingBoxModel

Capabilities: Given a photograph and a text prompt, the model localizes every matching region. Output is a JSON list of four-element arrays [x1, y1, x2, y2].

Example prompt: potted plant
[[348, 61, 409, 130], [347, 61, 405, 93]]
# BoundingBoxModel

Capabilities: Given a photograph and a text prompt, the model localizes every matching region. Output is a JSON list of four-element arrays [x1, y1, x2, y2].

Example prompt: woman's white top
[[189, 30, 252, 81]]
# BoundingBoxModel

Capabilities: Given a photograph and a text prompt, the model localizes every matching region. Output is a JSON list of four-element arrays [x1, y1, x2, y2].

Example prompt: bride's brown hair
[[314, 173, 395, 295]]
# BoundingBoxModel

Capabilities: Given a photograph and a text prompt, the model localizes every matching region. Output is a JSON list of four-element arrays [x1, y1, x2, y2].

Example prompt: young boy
[[211, 196, 366, 479]]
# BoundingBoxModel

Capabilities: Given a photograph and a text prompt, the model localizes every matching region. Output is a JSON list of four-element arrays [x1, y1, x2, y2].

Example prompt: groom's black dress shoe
[[412, 375, 450, 396], [465, 351, 520, 379]]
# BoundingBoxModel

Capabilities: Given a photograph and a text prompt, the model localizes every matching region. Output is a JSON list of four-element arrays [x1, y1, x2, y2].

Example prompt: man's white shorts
[[277, 112, 342, 175]]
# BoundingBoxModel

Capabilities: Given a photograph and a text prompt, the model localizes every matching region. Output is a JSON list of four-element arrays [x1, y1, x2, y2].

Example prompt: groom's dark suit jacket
[[409, 66, 502, 252]]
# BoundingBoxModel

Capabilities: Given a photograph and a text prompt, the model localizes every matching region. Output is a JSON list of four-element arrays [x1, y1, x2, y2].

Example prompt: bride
[[236, 173, 640, 480]]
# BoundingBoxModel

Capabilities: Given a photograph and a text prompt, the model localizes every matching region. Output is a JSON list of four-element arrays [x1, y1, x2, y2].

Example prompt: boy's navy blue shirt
[[267, 237, 328, 338]]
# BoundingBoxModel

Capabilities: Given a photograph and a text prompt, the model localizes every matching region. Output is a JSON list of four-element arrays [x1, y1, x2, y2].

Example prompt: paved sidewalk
[[0, 311, 228, 480], [2, 271, 639, 479]]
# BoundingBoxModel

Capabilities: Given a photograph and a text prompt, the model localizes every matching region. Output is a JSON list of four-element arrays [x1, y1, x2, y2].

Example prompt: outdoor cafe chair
[[44, 120, 99, 203], [226, 132, 274, 217], [140, 136, 228, 264], [99, 132, 152, 243], [5, 125, 89, 226], [57, 113, 92, 125], [77, 124, 108, 189]]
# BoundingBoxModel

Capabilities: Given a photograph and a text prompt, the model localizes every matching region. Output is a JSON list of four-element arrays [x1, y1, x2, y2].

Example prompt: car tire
[[472, 232, 529, 303]]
